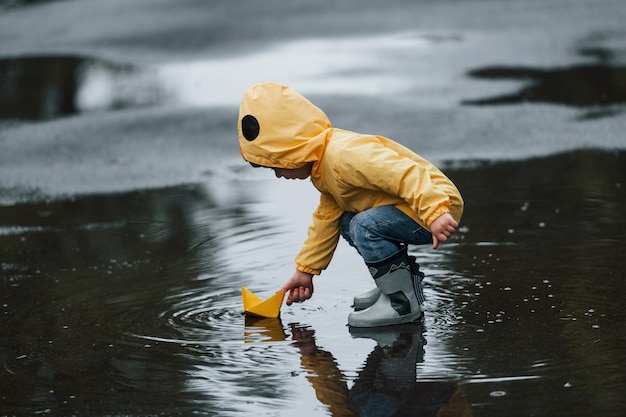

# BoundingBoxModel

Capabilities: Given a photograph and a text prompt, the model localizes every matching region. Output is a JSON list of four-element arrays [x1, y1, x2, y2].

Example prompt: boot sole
[[348, 321, 424, 340], [348, 310, 424, 328]]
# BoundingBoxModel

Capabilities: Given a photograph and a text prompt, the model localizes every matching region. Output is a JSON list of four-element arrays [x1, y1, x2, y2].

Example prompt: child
[[238, 82, 463, 327]]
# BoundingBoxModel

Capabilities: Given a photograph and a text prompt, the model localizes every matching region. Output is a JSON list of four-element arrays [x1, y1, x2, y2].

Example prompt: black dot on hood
[[241, 115, 260, 141]]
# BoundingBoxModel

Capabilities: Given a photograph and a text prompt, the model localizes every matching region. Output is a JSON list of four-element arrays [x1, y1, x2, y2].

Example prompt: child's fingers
[[292, 286, 312, 303], [432, 234, 440, 250], [297, 286, 309, 302], [287, 287, 301, 305]]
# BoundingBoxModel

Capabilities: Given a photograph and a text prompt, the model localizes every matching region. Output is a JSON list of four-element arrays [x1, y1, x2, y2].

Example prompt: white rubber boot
[[348, 251, 424, 328], [352, 255, 425, 311], [352, 287, 380, 311]]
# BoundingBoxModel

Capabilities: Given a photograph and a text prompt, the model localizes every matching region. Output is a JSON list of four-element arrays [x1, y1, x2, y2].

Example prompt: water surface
[[1, 149, 624, 416]]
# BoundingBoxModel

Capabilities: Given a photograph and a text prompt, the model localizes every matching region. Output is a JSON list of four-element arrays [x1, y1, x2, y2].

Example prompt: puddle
[[1, 149, 625, 416], [0, 33, 448, 122], [0, 55, 168, 121], [0, 0, 53, 9], [462, 44, 626, 120], [154, 32, 442, 107], [5, 34, 625, 125]]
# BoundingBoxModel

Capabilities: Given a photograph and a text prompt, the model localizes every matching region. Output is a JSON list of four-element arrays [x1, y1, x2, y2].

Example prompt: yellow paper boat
[[242, 286, 286, 318]]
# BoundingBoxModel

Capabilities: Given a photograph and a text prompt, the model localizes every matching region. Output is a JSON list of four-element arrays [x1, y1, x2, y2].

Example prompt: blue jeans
[[339, 206, 432, 264]]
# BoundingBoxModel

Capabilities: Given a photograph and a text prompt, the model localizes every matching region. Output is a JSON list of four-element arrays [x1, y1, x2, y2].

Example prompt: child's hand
[[281, 271, 314, 305], [430, 213, 459, 249]]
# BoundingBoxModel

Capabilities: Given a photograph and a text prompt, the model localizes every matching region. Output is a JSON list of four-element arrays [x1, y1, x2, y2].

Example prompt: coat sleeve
[[338, 137, 458, 228], [295, 192, 344, 275]]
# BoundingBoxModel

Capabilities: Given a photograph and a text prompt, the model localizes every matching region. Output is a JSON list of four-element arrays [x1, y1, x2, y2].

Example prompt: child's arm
[[430, 213, 458, 249], [281, 270, 315, 305], [336, 136, 462, 229]]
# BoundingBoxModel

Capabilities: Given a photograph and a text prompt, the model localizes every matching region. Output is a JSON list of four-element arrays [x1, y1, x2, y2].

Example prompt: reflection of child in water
[[238, 82, 463, 328], [290, 323, 472, 417]]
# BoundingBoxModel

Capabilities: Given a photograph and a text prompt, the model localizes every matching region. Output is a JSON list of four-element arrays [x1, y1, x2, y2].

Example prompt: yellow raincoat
[[238, 82, 463, 275]]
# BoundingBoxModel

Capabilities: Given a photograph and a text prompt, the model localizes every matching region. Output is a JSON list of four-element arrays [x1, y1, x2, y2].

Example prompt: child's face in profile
[[272, 163, 313, 180]]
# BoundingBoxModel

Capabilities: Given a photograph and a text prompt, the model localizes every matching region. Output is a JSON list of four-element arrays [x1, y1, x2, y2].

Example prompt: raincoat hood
[[238, 82, 332, 169]]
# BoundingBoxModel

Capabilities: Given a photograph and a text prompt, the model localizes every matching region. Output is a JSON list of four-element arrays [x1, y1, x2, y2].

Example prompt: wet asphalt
[[1, 0, 625, 200]]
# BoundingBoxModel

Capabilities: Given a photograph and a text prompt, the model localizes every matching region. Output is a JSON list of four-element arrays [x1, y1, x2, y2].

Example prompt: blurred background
[[1, 1, 625, 416]]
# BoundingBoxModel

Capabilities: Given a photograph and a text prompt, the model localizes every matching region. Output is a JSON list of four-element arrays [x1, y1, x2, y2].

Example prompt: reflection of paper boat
[[244, 316, 286, 343], [242, 286, 286, 318]]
